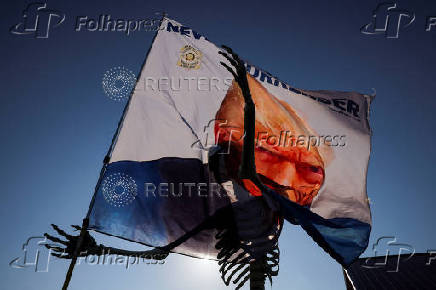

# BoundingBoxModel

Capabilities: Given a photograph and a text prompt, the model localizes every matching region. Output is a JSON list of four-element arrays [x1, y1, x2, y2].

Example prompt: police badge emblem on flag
[[177, 45, 202, 69]]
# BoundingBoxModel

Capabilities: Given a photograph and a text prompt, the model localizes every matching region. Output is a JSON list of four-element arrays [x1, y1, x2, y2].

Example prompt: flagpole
[[61, 91, 130, 290], [60, 14, 167, 290], [250, 258, 266, 290]]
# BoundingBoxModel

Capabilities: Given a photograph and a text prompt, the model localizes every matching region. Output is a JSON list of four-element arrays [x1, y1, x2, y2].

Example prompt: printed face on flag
[[215, 75, 331, 206]]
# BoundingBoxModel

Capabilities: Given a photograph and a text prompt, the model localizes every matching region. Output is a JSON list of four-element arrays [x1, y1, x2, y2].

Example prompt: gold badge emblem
[[177, 45, 202, 69]]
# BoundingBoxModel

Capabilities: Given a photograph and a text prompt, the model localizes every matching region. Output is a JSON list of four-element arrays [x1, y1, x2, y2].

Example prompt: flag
[[89, 18, 373, 267]]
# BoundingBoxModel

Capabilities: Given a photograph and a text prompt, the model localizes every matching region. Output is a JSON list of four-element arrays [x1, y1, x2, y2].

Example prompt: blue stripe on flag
[[262, 186, 370, 267], [89, 158, 230, 252]]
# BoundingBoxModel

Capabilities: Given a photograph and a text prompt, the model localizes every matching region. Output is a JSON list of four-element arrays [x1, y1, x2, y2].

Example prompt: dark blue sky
[[1, 0, 436, 289]]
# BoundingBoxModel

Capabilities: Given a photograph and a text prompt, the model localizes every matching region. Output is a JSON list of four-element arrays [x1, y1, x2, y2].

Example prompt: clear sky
[[1, 0, 436, 289]]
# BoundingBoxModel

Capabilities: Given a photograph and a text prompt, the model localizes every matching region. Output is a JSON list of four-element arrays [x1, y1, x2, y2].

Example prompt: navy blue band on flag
[[262, 186, 371, 267], [89, 158, 231, 257]]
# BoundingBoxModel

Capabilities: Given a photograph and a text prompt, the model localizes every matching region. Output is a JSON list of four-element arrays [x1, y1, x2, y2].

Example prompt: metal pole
[[62, 218, 89, 290], [250, 258, 266, 290], [61, 161, 109, 290]]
